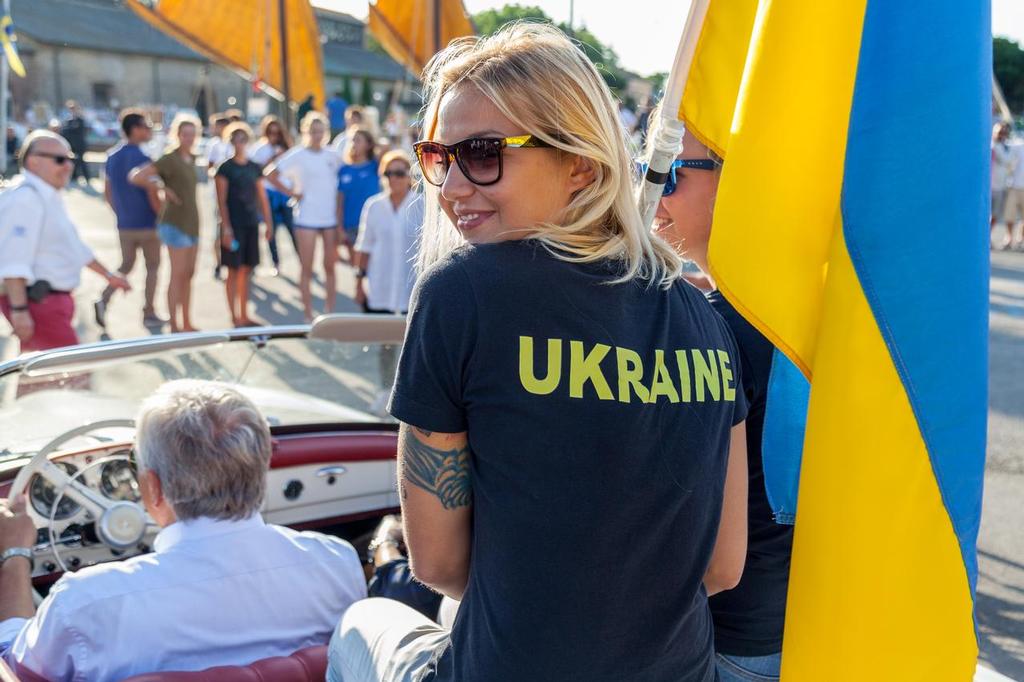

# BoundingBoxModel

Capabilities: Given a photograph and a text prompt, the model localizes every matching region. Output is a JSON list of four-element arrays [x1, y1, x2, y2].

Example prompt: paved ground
[[0, 182, 1022, 677], [19, 178, 361, 346], [979, 249, 1024, 680]]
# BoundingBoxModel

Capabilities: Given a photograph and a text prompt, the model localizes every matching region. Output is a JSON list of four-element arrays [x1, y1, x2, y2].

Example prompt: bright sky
[[316, 0, 1024, 76]]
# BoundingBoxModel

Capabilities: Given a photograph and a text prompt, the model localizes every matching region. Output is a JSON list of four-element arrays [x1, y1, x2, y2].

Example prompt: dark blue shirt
[[706, 290, 794, 656], [105, 143, 156, 229], [389, 240, 748, 682], [337, 160, 379, 230]]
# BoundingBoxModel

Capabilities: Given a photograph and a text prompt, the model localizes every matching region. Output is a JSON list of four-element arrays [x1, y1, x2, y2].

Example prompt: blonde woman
[[329, 23, 749, 682], [250, 115, 296, 274], [265, 112, 343, 321], [129, 113, 202, 332]]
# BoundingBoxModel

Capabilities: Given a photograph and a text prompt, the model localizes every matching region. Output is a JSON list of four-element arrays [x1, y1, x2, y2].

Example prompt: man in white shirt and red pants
[[0, 131, 129, 352]]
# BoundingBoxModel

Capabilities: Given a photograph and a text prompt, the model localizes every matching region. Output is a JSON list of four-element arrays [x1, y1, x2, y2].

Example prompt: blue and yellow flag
[[0, 14, 26, 78], [679, 2, 989, 679]]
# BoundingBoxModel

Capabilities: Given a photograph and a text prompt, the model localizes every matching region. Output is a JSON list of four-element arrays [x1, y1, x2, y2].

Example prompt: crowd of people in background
[[993, 120, 1024, 250], [0, 96, 425, 353]]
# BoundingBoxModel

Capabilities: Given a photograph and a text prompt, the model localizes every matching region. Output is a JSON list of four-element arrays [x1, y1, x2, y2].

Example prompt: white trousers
[[327, 598, 450, 682]]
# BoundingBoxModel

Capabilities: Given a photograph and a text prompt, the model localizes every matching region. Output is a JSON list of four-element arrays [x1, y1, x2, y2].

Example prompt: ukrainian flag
[[677, 2, 989, 679]]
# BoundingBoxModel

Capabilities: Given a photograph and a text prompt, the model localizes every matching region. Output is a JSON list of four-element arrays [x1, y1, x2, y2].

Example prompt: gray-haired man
[[0, 380, 367, 681]]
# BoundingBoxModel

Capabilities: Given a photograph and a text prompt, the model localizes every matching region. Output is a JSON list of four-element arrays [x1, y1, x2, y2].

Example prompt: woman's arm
[[262, 166, 295, 196], [703, 422, 748, 596], [397, 423, 473, 600], [214, 175, 233, 248], [256, 178, 273, 241], [128, 162, 158, 188]]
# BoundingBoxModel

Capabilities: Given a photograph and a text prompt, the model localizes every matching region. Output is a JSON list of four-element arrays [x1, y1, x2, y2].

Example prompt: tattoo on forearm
[[401, 428, 471, 509]]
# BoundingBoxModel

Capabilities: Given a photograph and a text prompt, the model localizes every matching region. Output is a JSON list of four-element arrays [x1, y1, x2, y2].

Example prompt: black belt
[[26, 280, 71, 302]]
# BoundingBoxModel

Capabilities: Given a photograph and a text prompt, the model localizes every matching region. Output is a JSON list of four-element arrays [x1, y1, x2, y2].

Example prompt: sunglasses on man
[[638, 158, 719, 197], [31, 151, 77, 166], [413, 135, 553, 187], [383, 169, 410, 179]]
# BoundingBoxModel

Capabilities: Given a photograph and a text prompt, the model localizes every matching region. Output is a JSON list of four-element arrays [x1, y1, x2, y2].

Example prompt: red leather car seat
[[118, 645, 329, 682]]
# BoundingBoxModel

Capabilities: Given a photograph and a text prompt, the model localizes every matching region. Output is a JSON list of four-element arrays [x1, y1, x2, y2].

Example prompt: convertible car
[[0, 314, 407, 681]]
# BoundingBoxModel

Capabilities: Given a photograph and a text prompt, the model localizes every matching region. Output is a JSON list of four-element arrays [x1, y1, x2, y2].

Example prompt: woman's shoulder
[[363, 191, 390, 210]]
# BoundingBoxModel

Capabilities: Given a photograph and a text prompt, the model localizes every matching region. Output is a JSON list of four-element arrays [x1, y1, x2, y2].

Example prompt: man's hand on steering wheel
[[0, 496, 37, 554]]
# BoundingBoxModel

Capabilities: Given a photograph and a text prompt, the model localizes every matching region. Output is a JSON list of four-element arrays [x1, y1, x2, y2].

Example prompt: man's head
[[135, 380, 272, 527], [120, 108, 153, 144], [19, 131, 74, 189], [66, 100, 80, 116]]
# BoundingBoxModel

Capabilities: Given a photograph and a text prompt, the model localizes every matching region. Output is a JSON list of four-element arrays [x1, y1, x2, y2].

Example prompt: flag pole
[[278, 0, 292, 131], [637, 0, 711, 228], [0, 0, 10, 177]]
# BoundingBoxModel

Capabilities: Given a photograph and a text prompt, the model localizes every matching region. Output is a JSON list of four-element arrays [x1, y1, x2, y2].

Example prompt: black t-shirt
[[216, 159, 263, 228], [389, 241, 748, 682], [706, 290, 794, 656]]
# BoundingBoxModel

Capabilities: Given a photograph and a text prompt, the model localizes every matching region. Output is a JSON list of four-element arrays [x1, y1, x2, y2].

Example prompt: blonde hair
[[416, 22, 682, 287], [167, 112, 201, 152], [222, 121, 253, 143], [378, 149, 412, 176], [300, 111, 329, 146], [379, 149, 412, 194]]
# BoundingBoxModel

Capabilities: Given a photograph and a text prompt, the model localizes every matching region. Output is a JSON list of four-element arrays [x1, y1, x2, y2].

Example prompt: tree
[[360, 76, 374, 106], [472, 4, 636, 97], [473, 5, 551, 36], [994, 36, 1024, 116]]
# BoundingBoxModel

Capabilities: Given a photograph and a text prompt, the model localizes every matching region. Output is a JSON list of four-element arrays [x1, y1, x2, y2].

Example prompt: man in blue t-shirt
[[96, 109, 163, 328], [326, 93, 348, 139]]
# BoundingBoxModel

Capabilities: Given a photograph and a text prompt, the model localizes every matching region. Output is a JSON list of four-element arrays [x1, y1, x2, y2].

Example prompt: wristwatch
[[355, 268, 367, 279], [9, 304, 28, 312], [365, 537, 399, 564], [0, 547, 33, 570]]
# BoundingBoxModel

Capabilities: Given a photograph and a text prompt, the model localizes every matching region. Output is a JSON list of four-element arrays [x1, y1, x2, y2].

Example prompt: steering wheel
[[8, 420, 154, 568]]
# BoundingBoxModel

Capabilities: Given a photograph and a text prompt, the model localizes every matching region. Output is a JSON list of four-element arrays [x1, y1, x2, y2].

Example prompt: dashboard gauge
[[99, 460, 141, 503], [29, 462, 82, 520]]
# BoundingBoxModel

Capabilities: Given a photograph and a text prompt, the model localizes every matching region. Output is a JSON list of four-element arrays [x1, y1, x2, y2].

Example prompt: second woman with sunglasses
[[352, 150, 422, 409], [329, 22, 749, 682]]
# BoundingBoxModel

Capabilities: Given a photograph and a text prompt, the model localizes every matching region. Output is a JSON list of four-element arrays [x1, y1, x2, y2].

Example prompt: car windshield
[[0, 334, 398, 459]]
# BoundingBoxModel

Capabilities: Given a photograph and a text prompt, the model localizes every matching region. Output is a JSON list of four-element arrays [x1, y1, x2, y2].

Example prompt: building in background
[[8, 0, 410, 135]]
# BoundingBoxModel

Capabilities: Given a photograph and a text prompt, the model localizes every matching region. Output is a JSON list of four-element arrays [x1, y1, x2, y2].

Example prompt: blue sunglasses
[[638, 158, 719, 196]]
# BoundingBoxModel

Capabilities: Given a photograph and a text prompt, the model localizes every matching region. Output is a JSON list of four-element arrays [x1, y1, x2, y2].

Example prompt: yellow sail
[[368, 0, 474, 75], [125, 0, 324, 109]]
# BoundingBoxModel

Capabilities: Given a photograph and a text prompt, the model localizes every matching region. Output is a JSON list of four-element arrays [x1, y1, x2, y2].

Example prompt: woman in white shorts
[[265, 112, 343, 321]]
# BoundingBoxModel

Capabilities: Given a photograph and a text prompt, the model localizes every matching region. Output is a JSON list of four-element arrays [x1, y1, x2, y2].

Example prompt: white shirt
[[272, 146, 343, 228], [1005, 142, 1024, 190], [249, 141, 284, 168], [355, 191, 423, 313], [206, 138, 232, 169], [0, 515, 367, 682], [331, 131, 350, 158], [0, 171, 94, 290], [993, 141, 1014, 190]]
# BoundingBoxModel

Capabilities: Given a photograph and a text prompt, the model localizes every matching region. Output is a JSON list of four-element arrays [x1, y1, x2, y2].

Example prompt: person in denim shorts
[[131, 113, 202, 332]]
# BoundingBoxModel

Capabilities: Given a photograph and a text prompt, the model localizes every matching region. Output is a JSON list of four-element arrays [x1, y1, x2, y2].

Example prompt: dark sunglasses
[[638, 158, 719, 197], [413, 135, 553, 187], [32, 152, 77, 166], [383, 169, 409, 178]]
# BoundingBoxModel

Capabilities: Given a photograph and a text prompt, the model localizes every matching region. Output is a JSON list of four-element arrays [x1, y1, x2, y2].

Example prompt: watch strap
[[0, 547, 34, 570]]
